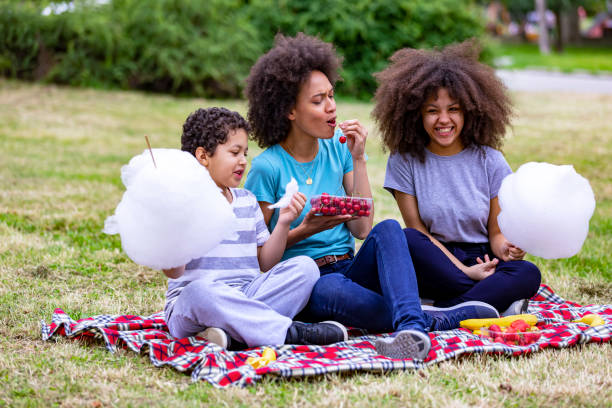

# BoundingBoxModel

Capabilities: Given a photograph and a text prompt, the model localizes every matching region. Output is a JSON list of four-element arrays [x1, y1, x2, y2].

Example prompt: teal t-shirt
[[245, 134, 355, 261]]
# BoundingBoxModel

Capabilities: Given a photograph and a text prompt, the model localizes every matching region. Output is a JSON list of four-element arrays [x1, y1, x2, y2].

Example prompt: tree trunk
[[536, 0, 550, 54], [554, 9, 564, 52]]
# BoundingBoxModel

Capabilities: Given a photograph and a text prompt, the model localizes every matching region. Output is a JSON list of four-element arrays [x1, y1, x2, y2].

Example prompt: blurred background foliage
[[0, 0, 484, 98]]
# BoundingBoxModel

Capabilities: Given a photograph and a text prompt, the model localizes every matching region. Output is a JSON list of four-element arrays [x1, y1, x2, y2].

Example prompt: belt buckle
[[329, 254, 338, 264]]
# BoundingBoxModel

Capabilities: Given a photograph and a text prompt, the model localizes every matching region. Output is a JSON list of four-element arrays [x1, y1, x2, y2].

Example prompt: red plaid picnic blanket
[[41, 284, 611, 388]]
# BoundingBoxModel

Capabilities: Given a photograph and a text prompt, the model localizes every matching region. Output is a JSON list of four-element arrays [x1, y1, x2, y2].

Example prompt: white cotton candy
[[497, 162, 595, 259], [268, 177, 299, 209], [104, 148, 238, 269]]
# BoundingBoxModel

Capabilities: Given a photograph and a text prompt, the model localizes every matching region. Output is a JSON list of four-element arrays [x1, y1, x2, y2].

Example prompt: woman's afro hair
[[181, 107, 250, 156], [245, 32, 342, 148], [372, 39, 513, 161]]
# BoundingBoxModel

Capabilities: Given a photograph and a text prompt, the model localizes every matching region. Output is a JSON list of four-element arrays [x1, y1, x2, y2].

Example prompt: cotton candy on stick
[[104, 148, 238, 269], [497, 162, 595, 259]]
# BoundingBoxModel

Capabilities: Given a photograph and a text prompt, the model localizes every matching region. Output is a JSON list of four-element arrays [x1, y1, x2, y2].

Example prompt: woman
[[244, 33, 498, 359], [373, 40, 541, 316]]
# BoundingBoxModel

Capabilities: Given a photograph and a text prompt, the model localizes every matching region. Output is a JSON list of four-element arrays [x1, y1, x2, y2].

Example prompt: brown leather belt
[[314, 253, 351, 268]]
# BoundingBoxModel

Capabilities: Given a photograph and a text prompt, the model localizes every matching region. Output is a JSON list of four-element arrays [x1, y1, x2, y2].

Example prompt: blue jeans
[[300, 219, 431, 333], [403, 228, 541, 312]]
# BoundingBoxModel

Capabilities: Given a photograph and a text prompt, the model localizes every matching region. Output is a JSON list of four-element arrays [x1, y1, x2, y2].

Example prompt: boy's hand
[[339, 119, 367, 161], [277, 192, 306, 226]]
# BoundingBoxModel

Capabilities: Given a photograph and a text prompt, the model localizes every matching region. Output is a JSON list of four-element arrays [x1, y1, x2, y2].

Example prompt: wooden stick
[[144, 135, 157, 168]]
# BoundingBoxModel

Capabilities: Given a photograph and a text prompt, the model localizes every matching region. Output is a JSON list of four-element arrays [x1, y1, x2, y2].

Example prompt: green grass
[[492, 42, 612, 74], [0, 79, 611, 407]]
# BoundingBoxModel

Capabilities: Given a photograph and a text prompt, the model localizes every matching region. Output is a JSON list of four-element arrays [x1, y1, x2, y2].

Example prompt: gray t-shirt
[[384, 145, 512, 243]]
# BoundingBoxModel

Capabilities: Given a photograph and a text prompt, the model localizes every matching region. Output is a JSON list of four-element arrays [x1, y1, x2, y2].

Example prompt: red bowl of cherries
[[310, 193, 372, 217]]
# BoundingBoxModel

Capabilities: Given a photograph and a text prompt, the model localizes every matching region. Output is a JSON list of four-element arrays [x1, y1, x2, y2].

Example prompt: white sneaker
[[501, 299, 529, 317], [196, 327, 230, 349]]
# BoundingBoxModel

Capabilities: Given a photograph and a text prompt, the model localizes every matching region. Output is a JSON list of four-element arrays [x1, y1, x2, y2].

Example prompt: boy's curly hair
[[372, 40, 512, 161], [245, 33, 343, 148], [181, 107, 250, 156]]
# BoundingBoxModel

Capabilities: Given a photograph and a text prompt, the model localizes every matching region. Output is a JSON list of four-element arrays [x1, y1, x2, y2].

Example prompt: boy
[[163, 107, 347, 349]]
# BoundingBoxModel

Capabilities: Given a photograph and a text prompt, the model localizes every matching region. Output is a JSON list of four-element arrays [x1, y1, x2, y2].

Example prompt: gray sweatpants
[[166, 256, 319, 347]]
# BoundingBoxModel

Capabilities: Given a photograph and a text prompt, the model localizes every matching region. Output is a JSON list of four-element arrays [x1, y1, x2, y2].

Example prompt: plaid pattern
[[41, 284, 611, 388]]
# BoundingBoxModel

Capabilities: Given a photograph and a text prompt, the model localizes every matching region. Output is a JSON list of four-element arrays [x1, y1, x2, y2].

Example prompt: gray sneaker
[[501, 299, 529, 317], [375, 330, 431, 360], [423, 301, 499, 331]]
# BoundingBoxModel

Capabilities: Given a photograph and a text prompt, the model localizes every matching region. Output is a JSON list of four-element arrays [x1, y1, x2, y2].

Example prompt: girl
[[244, 33, 498, 359], [373, 40, 541, 316]]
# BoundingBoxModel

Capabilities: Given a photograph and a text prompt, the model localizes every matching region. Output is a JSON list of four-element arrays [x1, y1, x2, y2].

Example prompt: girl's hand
[[464, 254, 498, 281], [300, 208, 353, 235], [339, 119, 367, 160], [499, 240, 526, 261], [277, 192, 307, 226]]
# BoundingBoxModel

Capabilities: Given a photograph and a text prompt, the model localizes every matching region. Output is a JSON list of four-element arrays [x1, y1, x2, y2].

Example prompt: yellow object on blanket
[[246, 347, 277, 369], [460, 314, 538, 330], [573, 313, 605, 327]]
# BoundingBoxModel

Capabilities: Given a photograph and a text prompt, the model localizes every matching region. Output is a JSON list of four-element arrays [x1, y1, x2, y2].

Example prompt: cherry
[[321, 207, 329, 215], [353, 204, 361, 211], [339, 136, 346, 143], [364, 210, 370, 217], [338, 201, 346, 209], [341, 208, 347, 215]]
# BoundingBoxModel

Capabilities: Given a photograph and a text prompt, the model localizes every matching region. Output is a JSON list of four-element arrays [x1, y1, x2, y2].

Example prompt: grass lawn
[[0, 79, 611, 407], [491, 42, 612, 74]]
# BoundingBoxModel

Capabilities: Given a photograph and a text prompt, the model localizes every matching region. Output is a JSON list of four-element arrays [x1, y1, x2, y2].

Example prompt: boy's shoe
[[196, 327, 248, 351], [196, 327, 230, 349], [285, 321, 348, 345], [422, 301, 499, 331], [501, 299, 529, 317], [375, 330, 431, 360]]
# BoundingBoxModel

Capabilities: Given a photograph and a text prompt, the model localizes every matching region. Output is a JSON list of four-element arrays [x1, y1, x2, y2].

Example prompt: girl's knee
[[520, 261, 542, 291], [403, 227, 427, 243]]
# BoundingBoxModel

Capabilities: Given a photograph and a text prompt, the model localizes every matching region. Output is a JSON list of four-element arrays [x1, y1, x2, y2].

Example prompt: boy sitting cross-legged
[[163, 107, 347, 349]]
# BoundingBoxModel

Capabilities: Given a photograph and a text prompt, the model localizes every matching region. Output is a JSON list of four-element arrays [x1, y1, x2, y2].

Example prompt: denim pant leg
[[302, 263, 394, 333], [344, 219, 430, 332], [304, 220, 430, 333]]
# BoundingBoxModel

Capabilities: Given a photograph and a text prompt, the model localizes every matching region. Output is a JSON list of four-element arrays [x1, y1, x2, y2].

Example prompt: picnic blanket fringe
[[41, 284, 612, 388]]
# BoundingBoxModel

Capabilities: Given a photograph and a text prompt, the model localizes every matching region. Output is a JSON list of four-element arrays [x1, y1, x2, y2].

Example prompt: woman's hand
[[499, 240, 526, 261], [299, 208, 353, 235], [463, 254, 498, 281], [339, 119, 367, 160], [277, 192, 307, 226]]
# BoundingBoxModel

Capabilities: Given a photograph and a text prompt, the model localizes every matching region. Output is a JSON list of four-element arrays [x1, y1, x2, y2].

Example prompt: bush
[[1, 0, 485, 98], [1, 0, 263, 97], [247, 0, 486, 99]]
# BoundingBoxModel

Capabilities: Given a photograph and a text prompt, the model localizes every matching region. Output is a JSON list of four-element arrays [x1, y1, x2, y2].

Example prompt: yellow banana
[[246, 347, 277, 369], [460, 314, 538, 330], [573, 314, 605, 327]]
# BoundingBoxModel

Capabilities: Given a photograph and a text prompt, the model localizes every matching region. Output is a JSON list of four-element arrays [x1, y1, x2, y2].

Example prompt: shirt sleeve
[[384, 152, 415, 196], [252, 196, 271, 246], [487, 149, 513, 199], [244, 155, 279, 205]]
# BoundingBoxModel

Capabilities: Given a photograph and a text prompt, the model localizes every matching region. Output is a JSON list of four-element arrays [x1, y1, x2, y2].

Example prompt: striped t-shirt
[[164, 188, 270, 319]]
